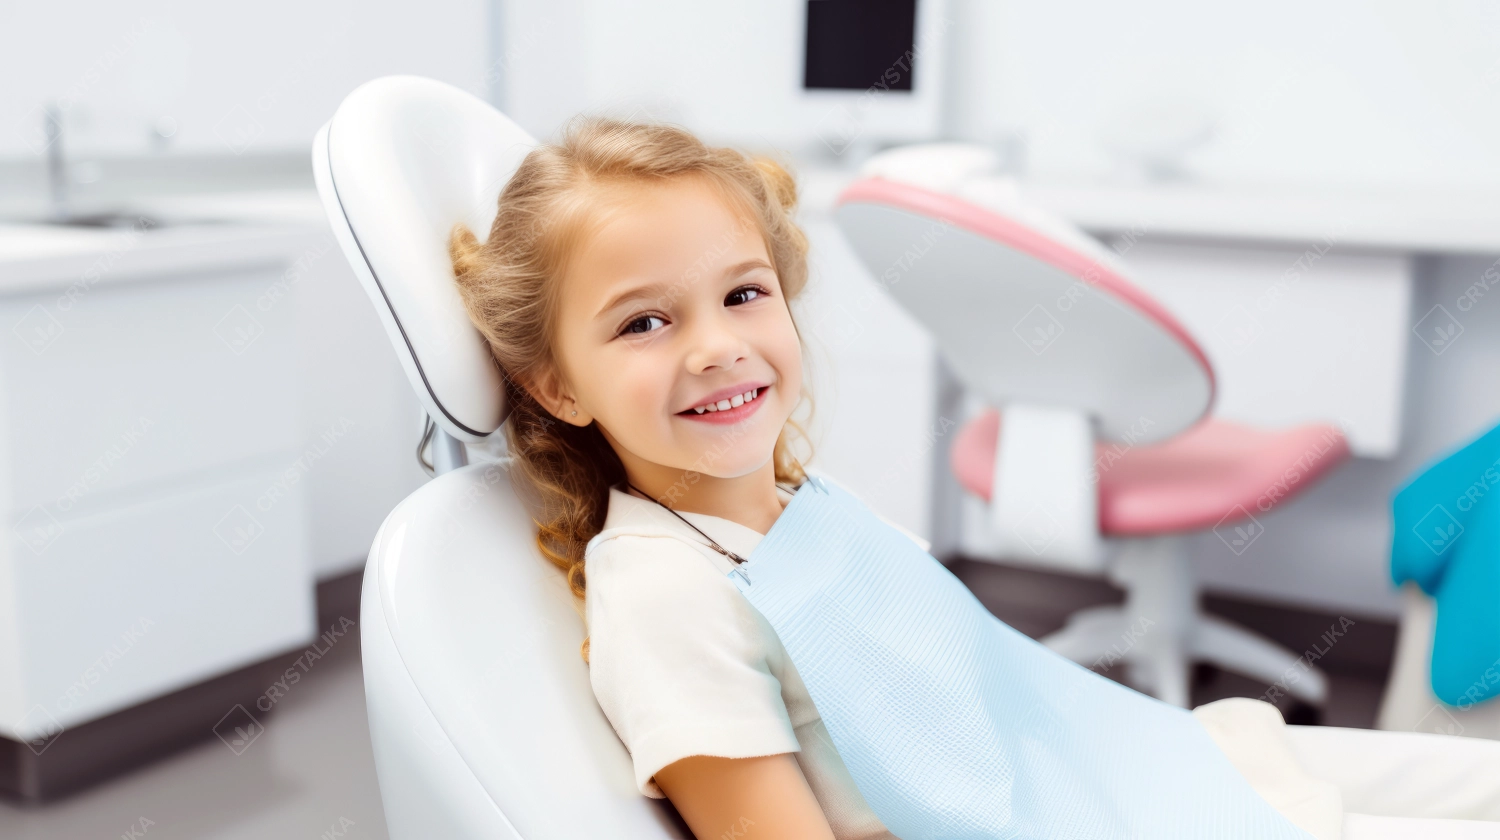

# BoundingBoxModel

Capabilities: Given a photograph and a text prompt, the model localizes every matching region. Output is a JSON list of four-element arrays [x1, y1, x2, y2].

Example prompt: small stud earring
[[571, 410, 577, 417]]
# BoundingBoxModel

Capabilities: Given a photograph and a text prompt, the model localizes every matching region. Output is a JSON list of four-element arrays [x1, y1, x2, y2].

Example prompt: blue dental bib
[[730, 475, 1309, 840]]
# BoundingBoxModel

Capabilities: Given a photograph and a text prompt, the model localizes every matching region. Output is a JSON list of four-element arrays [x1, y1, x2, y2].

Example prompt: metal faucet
[[43, 101, 68, 221]]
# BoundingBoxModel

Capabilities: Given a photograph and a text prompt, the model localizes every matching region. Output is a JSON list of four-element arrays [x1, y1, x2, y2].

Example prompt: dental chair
[[312, 75, 690, 839], [833, 145, 1352, 710]]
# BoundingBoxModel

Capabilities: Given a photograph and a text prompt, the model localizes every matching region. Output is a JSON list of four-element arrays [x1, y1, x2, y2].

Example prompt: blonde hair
[[449, 116, 814, 661]]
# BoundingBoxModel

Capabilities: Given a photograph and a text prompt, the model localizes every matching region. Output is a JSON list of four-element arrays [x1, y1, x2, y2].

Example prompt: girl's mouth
[[677, 385, 768, 425]]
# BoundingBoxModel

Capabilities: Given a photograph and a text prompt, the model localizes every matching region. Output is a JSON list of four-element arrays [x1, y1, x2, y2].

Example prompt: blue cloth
[[732, 475, 1309, 839], [1391, 421, 1500, 708]]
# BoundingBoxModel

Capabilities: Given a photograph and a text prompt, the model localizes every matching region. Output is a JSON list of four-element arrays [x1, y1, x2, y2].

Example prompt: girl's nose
[[683, 315, 748, 374]]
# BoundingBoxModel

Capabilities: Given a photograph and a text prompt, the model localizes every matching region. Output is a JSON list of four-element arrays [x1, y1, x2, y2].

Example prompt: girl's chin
[[670, 439, 781, 479]]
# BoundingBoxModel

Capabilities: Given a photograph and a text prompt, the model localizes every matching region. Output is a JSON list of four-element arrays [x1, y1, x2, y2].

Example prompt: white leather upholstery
[[313, 76, 690, 838], [857, 141, 1001, 194], [361, 463, 690, 838], [312, 75, 529, 442]]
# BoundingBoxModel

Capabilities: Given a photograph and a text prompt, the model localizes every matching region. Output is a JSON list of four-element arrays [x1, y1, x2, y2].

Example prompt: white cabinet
[[1109, 239, 1413, 458], [0, 217, 423, 742]]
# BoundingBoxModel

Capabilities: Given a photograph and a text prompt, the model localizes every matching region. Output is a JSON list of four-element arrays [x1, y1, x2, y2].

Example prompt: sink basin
[[1, 211, 231, 230], [43, 211, 167, 229]]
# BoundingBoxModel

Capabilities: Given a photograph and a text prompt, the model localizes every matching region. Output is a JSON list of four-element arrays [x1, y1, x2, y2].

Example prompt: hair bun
[[751, 155, 798, 213], [448, 222, 484, 281]]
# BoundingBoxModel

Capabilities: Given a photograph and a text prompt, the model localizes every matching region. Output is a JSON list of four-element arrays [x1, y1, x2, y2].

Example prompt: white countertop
[[0, 190, 327, 294], [799, 167, 1500, 256], [5, 171, 1498, 296], [1021, 181, 1500, 256]]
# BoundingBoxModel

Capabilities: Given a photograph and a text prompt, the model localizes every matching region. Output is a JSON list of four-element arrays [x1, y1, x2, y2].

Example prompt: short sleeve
[[585, 533, 802, 798]]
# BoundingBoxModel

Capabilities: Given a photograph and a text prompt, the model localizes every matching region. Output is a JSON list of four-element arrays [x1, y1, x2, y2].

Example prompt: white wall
[[794, 215, 938, 540], [0, 0, 490, 157], [946, 0, 1500, 191], [16, 0, 1495, 183], [499, 0, 944, 154], [292, 230, 431, 578]]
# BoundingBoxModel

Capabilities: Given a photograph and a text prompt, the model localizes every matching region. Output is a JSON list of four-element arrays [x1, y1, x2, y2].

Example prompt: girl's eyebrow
[[722, 257, 774, 280], [595, 281, 672, 320], [593, 258, 774, 320]]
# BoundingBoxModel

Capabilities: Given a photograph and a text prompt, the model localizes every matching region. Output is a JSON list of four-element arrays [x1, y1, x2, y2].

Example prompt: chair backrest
[[312, 75, 526, 443], [313, 76, 690, 839], [360, 462, 690, 839], [833, 144, 1215, 444]]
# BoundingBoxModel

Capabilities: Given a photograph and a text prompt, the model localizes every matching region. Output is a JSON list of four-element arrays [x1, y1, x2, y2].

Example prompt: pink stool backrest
[[833, 175, 1215, 444]]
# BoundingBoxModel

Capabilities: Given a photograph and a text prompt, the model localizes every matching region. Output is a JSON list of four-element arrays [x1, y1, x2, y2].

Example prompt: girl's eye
[[620, 314, 666, 336], [726, 285, 766, 306]]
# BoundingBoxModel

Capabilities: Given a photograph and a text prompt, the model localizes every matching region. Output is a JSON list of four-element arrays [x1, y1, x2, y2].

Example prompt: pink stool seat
[[952, 409, 1352, 536]]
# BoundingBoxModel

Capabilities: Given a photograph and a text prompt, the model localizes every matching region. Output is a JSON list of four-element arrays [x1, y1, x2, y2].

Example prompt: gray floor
[[0, 559, 1394, 838], [0, 636, 388, 840]]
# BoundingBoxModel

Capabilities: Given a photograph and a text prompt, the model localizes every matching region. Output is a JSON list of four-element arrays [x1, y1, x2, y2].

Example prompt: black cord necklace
[[623, 480, 798, 566]]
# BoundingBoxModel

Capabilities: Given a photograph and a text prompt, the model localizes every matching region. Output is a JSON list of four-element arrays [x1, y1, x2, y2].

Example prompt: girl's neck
[[621, 458, 787, 536]]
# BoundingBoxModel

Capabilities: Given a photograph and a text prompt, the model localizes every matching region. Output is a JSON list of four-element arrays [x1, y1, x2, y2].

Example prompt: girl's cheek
[[772, 323, 803, 378], [619, 364, 671, 417]]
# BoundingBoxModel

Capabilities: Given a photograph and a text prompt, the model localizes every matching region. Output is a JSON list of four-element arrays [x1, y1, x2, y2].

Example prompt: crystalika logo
[[1414, 505, 1464, 555], [1212, 505, 1264, 555]]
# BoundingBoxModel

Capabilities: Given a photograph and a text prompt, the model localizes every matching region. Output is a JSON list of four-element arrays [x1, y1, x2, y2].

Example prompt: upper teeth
[[692, 388, 760, 414]]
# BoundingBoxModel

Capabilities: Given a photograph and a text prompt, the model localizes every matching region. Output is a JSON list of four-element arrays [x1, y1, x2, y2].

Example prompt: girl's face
[[535, 175, 802, 485]]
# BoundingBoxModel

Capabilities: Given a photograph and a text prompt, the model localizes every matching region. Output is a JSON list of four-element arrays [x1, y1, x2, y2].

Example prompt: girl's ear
[[518, 364, 593, 427]]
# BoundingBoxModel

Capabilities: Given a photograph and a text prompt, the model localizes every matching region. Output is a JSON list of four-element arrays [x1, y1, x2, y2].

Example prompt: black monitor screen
[[803, 0, 919, 91]]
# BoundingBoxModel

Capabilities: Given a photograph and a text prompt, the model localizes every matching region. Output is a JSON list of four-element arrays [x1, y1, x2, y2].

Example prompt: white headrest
[[313, 76, 537, 442], [859, 142, 1001, 194]]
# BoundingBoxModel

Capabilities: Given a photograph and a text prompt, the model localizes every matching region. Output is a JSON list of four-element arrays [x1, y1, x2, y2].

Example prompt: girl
[[450, 115, 874, 838], [448, 117, 1500, 840]]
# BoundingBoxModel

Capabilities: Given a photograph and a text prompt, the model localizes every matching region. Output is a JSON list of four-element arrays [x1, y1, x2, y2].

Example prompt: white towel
[[1194, 697, 1344, 840]]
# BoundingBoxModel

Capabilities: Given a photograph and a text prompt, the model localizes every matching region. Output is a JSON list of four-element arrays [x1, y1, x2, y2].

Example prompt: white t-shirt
[[582, 482, 1341, 840], [585, 483, 900, 839]]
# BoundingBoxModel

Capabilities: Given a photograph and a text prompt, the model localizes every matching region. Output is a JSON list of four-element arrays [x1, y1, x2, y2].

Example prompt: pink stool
[[953, 411, 1349, 707], [833, 146, 1351, 708]]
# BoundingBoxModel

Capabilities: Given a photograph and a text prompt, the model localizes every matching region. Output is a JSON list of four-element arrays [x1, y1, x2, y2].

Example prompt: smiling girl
[[449, 117, 888, 838]]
